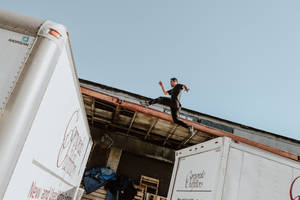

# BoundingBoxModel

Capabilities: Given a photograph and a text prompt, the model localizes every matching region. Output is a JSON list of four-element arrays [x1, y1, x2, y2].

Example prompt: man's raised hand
[[183, 85, 190, 92]]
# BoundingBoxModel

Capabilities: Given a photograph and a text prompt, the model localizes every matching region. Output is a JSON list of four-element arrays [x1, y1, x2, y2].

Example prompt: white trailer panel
[[3, 46, 92, 199], [0, 9, 92, 200], [168, 137, 300, 200]]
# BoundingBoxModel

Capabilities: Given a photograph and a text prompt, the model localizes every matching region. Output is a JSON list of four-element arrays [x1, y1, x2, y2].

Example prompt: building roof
[[80, 79, 298, 142], [79, 78, 299, 162]]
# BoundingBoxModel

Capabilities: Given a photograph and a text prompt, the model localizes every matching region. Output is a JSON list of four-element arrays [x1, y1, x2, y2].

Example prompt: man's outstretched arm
[[182, 84, 190, 92], [159, 81, 168, 95]]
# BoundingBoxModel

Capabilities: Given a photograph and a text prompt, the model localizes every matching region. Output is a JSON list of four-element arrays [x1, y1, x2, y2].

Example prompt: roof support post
[[144, 118, 159, 140], [179, 130, 198, 148], [163, 125, 178, 146], [126, 112, 137, 135]]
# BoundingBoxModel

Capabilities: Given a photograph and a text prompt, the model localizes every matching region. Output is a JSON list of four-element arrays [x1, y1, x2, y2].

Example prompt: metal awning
[[82, 91, 212, 148], [81, 86, 299, 161]]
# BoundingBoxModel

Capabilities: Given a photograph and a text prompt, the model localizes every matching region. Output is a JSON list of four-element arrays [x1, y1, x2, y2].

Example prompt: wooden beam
[[179, 130, 198, 148], [127, 112, 137, 135], [144, 118, 159, 140], [163, 125, 178, 146], [81, 86, 300, 162], [112, 104, 121, 122], [87, 116, 146, 137]]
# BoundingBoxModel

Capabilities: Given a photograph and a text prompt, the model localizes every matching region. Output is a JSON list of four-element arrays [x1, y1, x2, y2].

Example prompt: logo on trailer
[[290, 176, 300, 200], [22, 36, 29, 43], [57, 110, 85, 177], [185, 170, 206, 189], [8, 35, 30, 46]]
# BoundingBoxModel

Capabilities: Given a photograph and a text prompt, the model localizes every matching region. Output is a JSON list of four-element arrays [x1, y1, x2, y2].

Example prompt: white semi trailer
[[0, 9, 93, 200], [167, 137, 300, 200]]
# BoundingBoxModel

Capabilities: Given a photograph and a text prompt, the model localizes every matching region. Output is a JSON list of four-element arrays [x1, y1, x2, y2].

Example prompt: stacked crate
[[139, 176, 166, 200], [81, 187, 107, 200]]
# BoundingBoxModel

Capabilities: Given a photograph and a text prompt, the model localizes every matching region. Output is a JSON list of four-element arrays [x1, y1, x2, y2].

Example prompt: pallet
[[81, 187, 107, 200], [140, 175, 159, 195], [145, 193, 167, 200], [134, 185, 146, 200]]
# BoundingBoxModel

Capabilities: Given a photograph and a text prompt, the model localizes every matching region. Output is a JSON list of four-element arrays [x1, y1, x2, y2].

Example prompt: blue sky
[[2, 1, 300, 140]]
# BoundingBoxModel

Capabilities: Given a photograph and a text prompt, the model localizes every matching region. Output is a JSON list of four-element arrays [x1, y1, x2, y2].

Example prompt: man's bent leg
[[170, 106, 191, 129], [149, 97, 171, 106], [140, 97, 171, 107]]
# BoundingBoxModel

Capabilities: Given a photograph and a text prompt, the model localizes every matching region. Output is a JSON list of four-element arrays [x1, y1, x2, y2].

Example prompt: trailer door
[[169, 138, 227, 200]]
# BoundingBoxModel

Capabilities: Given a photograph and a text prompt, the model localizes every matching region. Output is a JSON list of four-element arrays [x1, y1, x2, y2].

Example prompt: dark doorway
[[117, 151, 174, 197]]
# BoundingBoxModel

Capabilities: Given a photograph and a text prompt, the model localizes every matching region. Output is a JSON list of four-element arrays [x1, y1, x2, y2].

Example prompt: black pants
[[149, 97, 191, 129]]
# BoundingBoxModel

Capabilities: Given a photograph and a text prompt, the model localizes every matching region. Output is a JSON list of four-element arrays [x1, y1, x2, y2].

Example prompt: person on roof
[[140, 78, 195, 134]]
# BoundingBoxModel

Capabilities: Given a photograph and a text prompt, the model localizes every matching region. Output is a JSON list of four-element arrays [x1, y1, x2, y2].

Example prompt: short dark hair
[[170, 77, 178, 82]]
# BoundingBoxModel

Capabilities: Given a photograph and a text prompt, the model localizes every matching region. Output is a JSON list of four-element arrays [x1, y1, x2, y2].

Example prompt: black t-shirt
[[167, 84, 184, 104]]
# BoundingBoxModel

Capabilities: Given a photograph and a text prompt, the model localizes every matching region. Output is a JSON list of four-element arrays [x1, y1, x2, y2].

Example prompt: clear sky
[[2, 1, 299, 140]]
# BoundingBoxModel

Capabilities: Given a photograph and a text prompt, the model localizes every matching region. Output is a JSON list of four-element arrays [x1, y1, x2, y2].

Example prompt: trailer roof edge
[[0, 8, 44, 36]]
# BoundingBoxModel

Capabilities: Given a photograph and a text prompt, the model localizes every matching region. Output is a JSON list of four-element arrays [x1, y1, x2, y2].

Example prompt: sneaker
[[188, 126, 196, 135], [140, 100, 150, 107]]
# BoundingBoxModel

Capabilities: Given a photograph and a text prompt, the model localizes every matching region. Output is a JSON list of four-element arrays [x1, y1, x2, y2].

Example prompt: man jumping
[[141, 78, 195, 134]]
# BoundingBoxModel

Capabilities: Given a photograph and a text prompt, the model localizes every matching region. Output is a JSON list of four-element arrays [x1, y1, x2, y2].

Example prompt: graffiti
[[28, 182, 41, 199], [290, 176, 300, 200], [27, 181, 72, 200], [185, 170, 206, 189], [57, 110, 85, 177]]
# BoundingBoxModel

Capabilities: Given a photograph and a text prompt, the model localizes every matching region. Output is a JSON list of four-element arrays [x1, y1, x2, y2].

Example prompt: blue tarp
[[83, 168, 117, 194]]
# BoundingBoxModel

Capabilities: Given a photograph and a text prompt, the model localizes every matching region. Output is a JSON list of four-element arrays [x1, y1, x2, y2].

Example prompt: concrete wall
[[106, 147, 122, 172], [85, 143, 110, 170]]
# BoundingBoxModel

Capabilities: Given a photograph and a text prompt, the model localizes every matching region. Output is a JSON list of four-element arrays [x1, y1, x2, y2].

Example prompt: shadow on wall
[[85, 142, 110, 170]]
